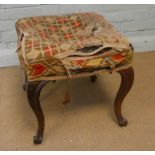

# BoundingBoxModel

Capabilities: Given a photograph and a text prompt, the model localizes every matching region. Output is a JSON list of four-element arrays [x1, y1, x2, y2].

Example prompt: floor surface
[[0, 52, 155, 150]]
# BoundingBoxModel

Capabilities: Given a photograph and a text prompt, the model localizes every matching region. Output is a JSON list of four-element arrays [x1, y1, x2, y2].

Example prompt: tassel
[[60, 59, 72, 105], [62, 91, 70, 105], [62, 79, 71, 105]]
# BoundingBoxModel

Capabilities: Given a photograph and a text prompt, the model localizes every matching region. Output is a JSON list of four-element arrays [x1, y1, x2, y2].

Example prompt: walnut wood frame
[[24, 66, 134, 144]]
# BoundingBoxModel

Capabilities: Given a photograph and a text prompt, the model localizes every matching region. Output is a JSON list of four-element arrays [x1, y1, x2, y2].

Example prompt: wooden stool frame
[[23, 66, 134, 144]]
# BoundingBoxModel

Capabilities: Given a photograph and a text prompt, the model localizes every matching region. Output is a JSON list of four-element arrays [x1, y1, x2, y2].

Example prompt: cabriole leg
[[114, 67, 134, 126], [27, 80, 48, 144], [90, 75, 98, 83]]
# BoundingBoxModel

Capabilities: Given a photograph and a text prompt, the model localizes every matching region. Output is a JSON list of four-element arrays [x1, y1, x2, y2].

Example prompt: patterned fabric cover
[[16, 12, 133, 80]]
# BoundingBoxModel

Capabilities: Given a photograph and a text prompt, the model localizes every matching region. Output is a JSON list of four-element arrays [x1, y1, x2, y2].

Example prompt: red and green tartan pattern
[[16, 12, 133, 80]]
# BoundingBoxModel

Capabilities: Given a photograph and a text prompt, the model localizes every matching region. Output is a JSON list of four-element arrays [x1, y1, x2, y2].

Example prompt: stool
[[15, 12, 134, 144]]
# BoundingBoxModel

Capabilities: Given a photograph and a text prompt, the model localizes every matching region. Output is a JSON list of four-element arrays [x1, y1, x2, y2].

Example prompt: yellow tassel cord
[[62, 79, 71, 105]]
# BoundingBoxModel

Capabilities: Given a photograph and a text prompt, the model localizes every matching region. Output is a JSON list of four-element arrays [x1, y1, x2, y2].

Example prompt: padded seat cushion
[[16, 12, 133, 80]]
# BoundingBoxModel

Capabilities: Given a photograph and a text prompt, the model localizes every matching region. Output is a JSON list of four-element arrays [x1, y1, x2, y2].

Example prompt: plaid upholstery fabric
[[16, 12, 133, 80]]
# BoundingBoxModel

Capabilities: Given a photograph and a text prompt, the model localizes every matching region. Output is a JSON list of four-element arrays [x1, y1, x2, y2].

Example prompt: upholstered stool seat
[[16, 12, 134, 144], [16, 12, 133, 80]]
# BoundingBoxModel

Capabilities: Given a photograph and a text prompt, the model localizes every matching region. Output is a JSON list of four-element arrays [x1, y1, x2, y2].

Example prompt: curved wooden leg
[[90, 75, 98, 83], [27, 80, 48, 144], [114, 66, 134, 127]]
